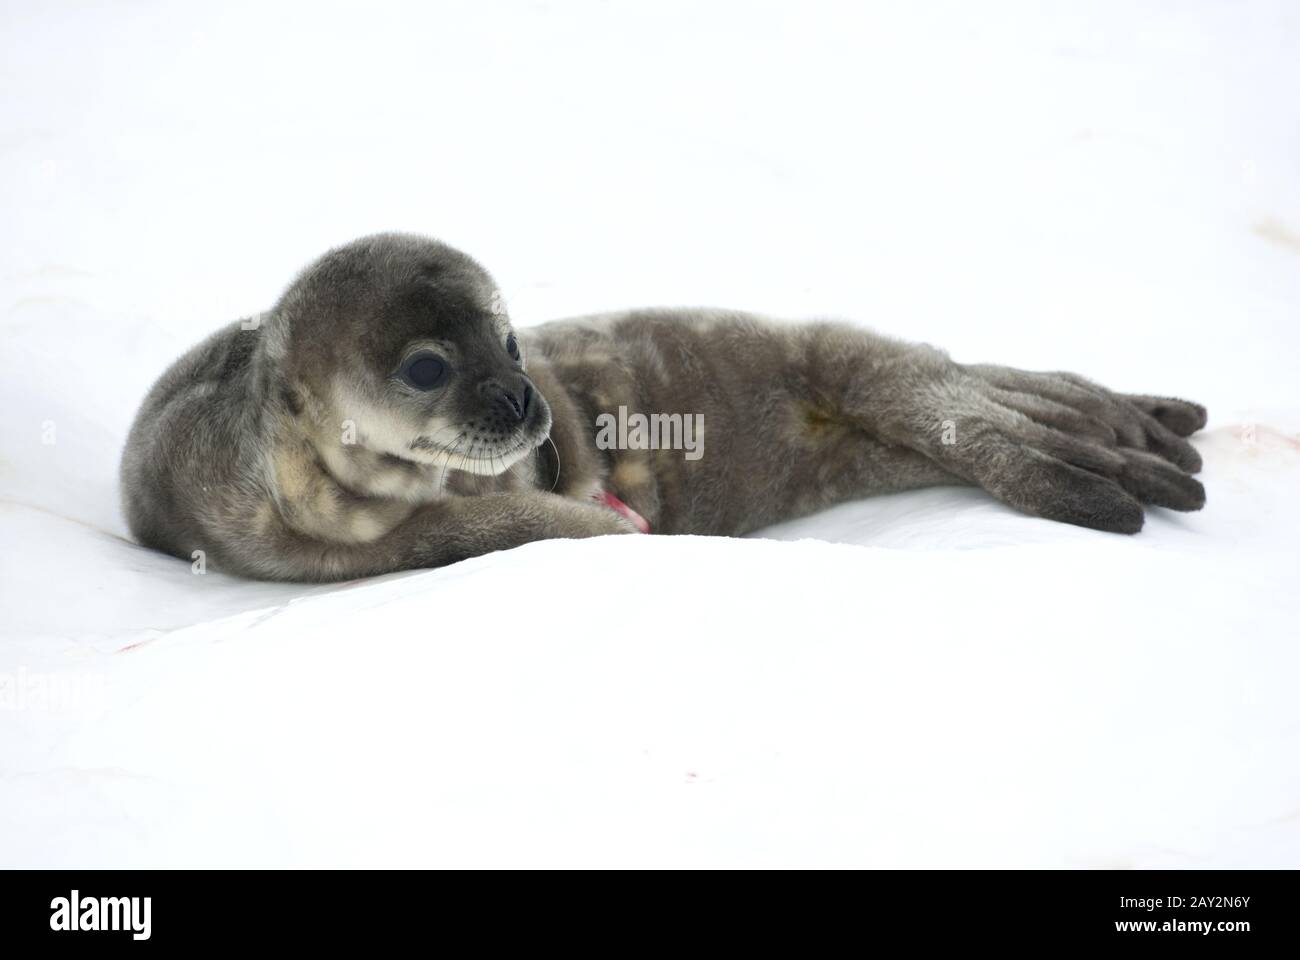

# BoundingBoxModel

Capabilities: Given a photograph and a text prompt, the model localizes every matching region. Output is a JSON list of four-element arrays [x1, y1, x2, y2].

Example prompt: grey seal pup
[[120, 233, 1207, 581]]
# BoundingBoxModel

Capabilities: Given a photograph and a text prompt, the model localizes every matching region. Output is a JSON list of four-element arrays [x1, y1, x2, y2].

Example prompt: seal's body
[[121, 234, 1207, 581]]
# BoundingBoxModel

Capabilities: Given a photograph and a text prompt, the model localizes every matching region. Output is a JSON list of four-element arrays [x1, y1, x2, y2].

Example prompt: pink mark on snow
[[115, 637, 156, 654]]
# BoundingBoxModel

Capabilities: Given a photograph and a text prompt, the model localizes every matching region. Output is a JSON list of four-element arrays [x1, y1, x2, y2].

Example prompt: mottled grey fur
[[121, 233, 1207, 581]]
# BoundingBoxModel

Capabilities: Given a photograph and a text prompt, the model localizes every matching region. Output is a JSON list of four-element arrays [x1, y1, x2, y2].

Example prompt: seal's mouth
[[407, 432, 540, 475]]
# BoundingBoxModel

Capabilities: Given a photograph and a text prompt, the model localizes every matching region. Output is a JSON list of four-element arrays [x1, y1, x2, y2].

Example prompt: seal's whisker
[[544, 435, 562, 493], [439, 433, 470, 498]]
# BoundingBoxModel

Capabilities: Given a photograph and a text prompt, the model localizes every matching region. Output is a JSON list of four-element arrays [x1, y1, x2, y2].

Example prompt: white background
[[1, 0, 1297, 867]]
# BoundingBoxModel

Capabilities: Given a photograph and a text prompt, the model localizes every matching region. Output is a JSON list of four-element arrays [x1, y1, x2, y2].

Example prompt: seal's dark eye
[[401, 352, 449, 390], [506, 333, 520, 362]]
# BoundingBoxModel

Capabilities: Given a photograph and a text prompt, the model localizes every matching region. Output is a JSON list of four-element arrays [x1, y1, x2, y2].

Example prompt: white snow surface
[[1, 1, 1298, 867]]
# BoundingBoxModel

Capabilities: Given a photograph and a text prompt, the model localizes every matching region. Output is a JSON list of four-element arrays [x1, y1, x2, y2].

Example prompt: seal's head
[[271, 233, 550, 477]]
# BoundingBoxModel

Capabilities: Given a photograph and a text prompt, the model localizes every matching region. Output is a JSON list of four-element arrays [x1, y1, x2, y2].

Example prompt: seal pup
[[120, 233, 1207, 581]]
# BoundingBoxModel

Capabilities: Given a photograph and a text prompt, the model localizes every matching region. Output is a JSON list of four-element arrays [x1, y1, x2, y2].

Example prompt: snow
[[2, 0, 1298, 867]]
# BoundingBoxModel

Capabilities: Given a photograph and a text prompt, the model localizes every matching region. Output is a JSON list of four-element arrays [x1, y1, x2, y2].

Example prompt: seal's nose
[[492, 383, 528, 421]]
